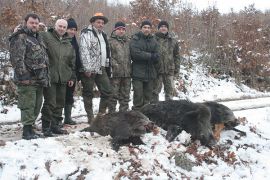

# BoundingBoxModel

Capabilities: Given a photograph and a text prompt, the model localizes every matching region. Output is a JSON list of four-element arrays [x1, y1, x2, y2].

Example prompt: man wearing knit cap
[[130, 20, 159, 110], [108, 21, 131, 112], [79, 13, 112, 123], [62, 18, 82, 125], [152, 20, 181, 103]]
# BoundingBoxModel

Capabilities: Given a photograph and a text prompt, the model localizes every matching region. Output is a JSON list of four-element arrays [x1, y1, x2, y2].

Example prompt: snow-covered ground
[[1, 53, 270, 179]]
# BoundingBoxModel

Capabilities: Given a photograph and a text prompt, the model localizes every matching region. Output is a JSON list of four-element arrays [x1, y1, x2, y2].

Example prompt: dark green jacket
[[41, 28, 76, 84], [154, 32, 180, 75], [130, 31, 159, 81], [109, 33, 131, 77], [9, 27, 49, 87]]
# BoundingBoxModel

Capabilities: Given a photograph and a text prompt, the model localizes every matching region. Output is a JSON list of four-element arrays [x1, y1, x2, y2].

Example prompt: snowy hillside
[[1, 53, 270, 179]]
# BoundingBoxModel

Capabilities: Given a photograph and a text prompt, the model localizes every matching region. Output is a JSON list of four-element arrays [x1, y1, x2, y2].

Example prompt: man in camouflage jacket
[[9, 13, 49, 140], [108, 22, 131, 112], [79, 13, 112, 123], [152, 21, 181, 102]]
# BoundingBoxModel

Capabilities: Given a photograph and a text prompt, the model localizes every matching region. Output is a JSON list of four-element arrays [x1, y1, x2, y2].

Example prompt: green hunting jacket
[[41, 28, 76, 84], [154, 32, 180, 76], [109, 33, 131, 77]]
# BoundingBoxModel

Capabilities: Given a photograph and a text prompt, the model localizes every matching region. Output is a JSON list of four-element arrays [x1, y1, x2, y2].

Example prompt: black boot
[[22, 125, 37, 140], [64, 104, 76, 125], [42, 120, 54, 137], [51, 125, 68, 135], [30, 127, 41, 139]]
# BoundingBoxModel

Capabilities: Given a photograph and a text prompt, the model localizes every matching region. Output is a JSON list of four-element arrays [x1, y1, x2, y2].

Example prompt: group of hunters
[[8, 12, 181, 140]]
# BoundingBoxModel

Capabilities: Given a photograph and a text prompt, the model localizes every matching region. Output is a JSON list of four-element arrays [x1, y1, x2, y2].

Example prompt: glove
[[151, 53, 159, 62]]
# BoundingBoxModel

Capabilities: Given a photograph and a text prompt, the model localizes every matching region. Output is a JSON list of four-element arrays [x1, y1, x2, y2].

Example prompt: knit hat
[[140, 20, 152, 28], [158, 20, 169, 29], [114, 21, 126, 30], [67, 18, 77, 30], [90, 12, 108, 24]]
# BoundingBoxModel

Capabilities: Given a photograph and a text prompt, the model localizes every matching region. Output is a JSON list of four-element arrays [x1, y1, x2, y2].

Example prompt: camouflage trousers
[[132, 79, 153, 110], [17, 85, 43, 125], [109, 77, 131, 112], [41, 83, 66, 127], [80, 68, 112, 122], [152, 74, 174, 103]]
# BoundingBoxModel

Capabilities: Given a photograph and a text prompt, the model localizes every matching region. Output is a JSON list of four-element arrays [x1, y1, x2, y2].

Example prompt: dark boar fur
[[81, 110, 154, 151], [202, 101, 238, 128], [202, 101, 246, 136], [140, 100, 216, 146]]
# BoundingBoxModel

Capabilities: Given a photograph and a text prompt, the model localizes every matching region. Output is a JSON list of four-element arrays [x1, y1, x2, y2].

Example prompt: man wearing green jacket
[[130, 20, 159, 110], [152, 20, 181, 102], [41, 19, 76, 136]]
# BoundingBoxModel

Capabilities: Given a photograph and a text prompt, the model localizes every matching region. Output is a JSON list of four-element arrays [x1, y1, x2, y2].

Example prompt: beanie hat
[[158, 20, 169, 29], [67, 18, 78, 30], [114, 21, 126, 30], [140, 20, 152, 28]]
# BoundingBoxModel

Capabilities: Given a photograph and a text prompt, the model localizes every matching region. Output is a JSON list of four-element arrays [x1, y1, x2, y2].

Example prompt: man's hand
[[67, 80, 74, 87], [84, 72, 92, 78], [20, 80, 30, 85]]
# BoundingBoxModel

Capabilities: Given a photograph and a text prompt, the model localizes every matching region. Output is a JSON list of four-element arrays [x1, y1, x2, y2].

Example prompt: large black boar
[[81, 110, 154, 150], [140, 100, 216, 146]]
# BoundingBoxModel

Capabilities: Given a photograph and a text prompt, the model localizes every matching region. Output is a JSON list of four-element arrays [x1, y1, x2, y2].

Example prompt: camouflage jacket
[[40, 28, 76, 84], [154, 32, 180, 75], [80, 25, 110, 75], [9, 27, 49, 87], [130, 31, 159, 81], [109, 33, 131, 77]]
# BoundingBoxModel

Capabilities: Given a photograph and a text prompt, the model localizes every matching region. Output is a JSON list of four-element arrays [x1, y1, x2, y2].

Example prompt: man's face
[[159, 25, 168, 34], [67, 28, 77, 37], [115, 27, 126, 37], [26, 17, 39, 32], [92, 19, 104, 32], [55, 20, 67, 36], [141, 25, 151, 36]]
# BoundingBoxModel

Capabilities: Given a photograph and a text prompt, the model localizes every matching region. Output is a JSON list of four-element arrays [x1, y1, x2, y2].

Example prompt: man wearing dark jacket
[[40, 19, 76, 136], [130, 20, 159, 110], [63, 18, 82, 125], [9, 13, 49, 139]]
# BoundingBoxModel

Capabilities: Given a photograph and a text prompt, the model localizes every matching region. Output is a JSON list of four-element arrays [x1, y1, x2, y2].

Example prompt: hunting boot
[[51, 120, 68, 135], [99, 98, 108, 114], [42, 120, 54, 137], [87, 114, 94, 125], [30, 126, 41, 139], [22, 125, 37, 140], [64, 104, 76, 125]]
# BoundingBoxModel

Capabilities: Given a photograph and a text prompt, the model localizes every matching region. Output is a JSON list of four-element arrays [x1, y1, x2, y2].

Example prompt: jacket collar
[[155, 32, 172, 39]]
